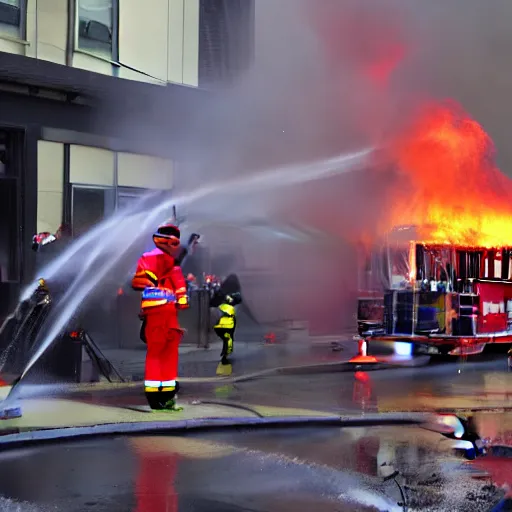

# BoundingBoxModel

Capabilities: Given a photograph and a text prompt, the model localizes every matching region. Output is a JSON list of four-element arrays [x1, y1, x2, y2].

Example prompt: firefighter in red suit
[[131, 223, 189, 411]]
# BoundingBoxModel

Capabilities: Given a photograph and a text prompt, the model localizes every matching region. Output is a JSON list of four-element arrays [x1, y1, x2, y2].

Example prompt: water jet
[[1, 148, 374, 403]]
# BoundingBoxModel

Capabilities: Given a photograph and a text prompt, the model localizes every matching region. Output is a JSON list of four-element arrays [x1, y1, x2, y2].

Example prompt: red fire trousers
[[144, 306, 183, 389]]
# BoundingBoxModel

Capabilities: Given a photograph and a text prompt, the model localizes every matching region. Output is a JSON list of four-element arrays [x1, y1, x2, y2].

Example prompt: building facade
[[0, 0, 254, 320]]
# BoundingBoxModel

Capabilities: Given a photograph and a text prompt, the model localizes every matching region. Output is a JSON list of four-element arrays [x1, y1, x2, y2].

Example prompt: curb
[[0, 412, 435, 449]]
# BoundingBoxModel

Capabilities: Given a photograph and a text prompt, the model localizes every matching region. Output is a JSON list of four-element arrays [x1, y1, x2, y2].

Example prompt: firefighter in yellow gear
[[214, 293, 240, 376]]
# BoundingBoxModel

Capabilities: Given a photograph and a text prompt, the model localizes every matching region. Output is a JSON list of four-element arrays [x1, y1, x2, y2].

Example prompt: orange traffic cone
[[349, 339, 378, 364], [264, 332, 276, 345]]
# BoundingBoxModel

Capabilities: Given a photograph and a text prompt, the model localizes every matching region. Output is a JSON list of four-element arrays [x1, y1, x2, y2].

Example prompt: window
[[0, 0, 24, 38], [77, 0, 115, 57], [117, 187, 146, 212], [199, 0, 254, 87], [71, 185, 115, 238]]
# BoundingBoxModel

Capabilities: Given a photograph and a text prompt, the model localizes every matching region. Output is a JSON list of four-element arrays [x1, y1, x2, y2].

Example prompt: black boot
[[145, 390, 183, 411], [145, 380, 182, 410], [145, 391, 164, 410], [159, 381, 183, 412], [159, 388, 183, 411]]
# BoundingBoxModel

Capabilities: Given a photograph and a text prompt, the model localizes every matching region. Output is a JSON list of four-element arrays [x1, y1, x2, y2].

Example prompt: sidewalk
[[0, 379, 438, 449], [102, 332, 360, 382]]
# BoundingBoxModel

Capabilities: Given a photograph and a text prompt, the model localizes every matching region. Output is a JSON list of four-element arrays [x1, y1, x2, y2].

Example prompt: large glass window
[[199, 0, 254, 87], [77, 0, 115, 57], [71, 185, 115, 238], [0, 0, 24, 38], [117, 187, 146, 212]]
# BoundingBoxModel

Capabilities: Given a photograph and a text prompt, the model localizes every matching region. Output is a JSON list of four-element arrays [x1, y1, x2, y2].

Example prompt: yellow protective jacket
[[214, 303, 236, 329]]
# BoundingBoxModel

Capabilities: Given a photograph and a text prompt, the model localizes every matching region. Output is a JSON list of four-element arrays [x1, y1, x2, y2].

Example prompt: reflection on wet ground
[[0, 427, 503, 511], [204, 427, 504, 511], [215, 355, 512, 414], [70, 354, 512, 418]]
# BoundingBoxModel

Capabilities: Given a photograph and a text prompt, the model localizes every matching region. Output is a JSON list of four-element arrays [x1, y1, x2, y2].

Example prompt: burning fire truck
[[356, 225, 512, 358]]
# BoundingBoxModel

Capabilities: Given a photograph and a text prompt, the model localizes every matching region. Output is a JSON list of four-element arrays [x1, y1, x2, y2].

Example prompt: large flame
[[381, 101, 512, 248]]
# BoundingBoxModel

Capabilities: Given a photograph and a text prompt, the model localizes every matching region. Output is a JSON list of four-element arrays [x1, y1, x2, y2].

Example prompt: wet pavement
[[6, 345, 512, 441], [59, 348, 512, 419], [222, 353, 512, 415], [101, 335, 361, 382], [0, 426, 504, 511], [1, 343, 512, 511]]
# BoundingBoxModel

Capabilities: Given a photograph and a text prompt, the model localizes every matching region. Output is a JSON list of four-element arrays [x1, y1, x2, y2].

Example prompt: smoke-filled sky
[[174, 1, 512, 238], [179, 0, 512, 173]]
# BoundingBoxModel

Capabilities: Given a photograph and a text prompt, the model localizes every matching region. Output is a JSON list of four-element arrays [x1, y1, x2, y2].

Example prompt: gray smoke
[[114, 0, 512, 333]]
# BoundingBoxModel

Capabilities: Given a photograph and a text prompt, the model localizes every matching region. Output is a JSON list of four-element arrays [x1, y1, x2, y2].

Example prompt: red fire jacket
[[131, 248, 188, 327]]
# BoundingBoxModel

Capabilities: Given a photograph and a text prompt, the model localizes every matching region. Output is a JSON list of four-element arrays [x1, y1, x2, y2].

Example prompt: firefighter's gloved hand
[[176, 295, 189, 309]]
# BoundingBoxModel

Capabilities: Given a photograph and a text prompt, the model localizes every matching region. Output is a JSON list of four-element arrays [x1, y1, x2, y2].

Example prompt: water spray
[[2, 210, 166, 410], [1, 147, 374, 415], [19, 210, 167, 382]]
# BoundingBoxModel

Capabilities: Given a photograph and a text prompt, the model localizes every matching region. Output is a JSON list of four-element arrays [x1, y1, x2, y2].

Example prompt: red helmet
[[153, 223, 181, 253]]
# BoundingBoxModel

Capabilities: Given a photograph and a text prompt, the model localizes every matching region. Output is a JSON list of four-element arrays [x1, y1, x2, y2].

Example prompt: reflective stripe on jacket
[[141, 287, 176, 310]]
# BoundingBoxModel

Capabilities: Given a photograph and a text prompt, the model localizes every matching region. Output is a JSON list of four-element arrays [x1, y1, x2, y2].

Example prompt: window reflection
[[77, 0, 113, 56], [0, 0, 22, 37]]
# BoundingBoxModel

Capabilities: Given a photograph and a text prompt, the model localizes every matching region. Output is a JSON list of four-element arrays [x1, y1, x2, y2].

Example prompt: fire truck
[[356, 225, 512, 358]]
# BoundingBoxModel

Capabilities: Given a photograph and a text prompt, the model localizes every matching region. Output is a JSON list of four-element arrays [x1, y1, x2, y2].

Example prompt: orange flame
[[380, 101, 512, 248]]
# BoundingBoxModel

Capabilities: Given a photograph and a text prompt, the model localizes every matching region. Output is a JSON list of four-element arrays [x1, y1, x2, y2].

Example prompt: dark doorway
[[0, 178, 19, 283], [0, 127, 24, 323]]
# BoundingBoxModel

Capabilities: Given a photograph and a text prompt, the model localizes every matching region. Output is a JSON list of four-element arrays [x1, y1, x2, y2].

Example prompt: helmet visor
[[153, 234, 180, 248]]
